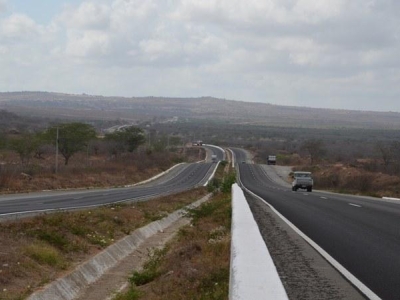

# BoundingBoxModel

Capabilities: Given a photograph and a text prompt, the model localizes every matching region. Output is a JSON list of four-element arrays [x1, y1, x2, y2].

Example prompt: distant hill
[[0, 91, 399, 129], [0, 109, 49, 133]]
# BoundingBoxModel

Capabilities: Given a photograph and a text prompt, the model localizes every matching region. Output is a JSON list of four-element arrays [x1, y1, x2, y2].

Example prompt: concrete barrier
[[229, 184, 288, 300], [382, 197, 400, 201], [27, 194, 211, 300]]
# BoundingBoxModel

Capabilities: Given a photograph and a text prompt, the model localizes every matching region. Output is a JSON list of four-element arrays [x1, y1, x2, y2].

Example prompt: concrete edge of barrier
[[127, 163, 186, 187], [382, 196, 400, 201], [27, 193, 212, 300], [229, 184, 288, 300]]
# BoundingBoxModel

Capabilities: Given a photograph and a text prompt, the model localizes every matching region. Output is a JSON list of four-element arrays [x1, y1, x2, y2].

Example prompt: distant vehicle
[[241, 160, 246, 164], [292, 171, 313, 192], [211, 154, 218, 162], [192, 140, 203, 146], [267, 155, 276, 165]]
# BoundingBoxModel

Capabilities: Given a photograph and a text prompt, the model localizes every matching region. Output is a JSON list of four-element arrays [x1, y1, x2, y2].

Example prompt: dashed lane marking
[[349, 203, 362, 208]]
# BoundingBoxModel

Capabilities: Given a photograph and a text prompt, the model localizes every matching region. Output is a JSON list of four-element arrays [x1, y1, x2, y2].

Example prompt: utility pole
[[55, 127, 59, 174]]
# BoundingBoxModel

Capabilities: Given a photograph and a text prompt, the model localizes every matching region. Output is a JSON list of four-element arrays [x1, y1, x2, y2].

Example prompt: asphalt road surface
[[233, 150, 400, 300], [0, 162, 214, 218]]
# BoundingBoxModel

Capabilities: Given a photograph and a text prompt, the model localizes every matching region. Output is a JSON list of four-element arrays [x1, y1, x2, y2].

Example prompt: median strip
[[230, 184, 288, 300]]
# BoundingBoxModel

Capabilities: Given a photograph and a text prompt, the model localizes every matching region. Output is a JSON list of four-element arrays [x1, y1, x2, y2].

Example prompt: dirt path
[[75, 218, 190, 300]]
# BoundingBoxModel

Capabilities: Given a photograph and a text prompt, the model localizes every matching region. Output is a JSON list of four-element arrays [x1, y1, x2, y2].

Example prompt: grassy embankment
[[0, 147, 204, 194], [0, 147, 210, 300], [113, 161, 235, 300], [0, 188, 209, 300]]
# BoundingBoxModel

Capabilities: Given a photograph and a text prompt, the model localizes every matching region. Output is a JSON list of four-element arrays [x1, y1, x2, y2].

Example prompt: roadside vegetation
[[0, 187, 208, 300], [2, 108, 400, 198], [0, 121, 204, 194], [249, 133, 400, 198], [113, 162, 234, 300]]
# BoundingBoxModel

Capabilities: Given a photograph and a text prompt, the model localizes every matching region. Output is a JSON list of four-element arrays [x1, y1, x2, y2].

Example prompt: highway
[[0, 145, 225, 218], [231, 148, 400, 300]]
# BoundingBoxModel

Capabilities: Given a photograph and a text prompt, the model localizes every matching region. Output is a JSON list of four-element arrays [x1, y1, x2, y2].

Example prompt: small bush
[[129, 247, 167, 286], [186, 202, 218, 224], [35, 230, 69, 250], [219, 160, 228, 167], [207, 178, 221, 192], [221, 172, 236, 193], [113, 287, 141, 300], [24, 243, 67, 269]]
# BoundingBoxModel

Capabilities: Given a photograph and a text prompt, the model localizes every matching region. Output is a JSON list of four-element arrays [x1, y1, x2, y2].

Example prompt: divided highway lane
[[204, 144, 225, 161], [238, 163, 400, 300], [0, 162, 214, 217]]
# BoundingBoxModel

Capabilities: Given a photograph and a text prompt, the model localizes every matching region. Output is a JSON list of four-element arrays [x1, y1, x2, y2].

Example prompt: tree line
[[0, 123, 147, 166]]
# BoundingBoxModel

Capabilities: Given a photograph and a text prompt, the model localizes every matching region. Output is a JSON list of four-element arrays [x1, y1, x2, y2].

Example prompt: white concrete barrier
[[229, 184, 288, 300]]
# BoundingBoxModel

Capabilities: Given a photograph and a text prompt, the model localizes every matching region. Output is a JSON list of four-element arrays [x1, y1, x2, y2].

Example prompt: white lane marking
[[349, 203, 362, 208], [238, 181, 381, 300], [320, 197, 328, 200]]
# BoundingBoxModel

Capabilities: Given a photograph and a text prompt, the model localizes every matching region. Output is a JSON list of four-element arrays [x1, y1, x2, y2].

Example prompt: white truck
[[292, 171, 313, 192], [267, 155, 276, 165], [211, 154, 218, 163]]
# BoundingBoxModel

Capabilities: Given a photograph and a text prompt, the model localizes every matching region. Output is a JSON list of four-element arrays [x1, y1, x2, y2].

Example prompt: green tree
[[9, 133, 41, 165], [45, 123, 97, 165], [104, 126, 146, 155]]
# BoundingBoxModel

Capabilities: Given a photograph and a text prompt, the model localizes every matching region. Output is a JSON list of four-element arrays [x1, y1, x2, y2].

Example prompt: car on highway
[[292, 171, 313, 192]]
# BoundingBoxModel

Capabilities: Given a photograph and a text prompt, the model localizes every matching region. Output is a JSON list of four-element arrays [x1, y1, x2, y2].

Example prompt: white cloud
[[1, 13, 41, 38], [292, 0, 345, 23], [65, 30, 111, 57], [1, 0, 400, 112], [0, 0, 7, 13], [61, 2, 110, 30]]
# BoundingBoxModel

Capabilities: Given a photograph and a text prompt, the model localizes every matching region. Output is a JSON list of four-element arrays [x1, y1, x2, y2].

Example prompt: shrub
[[207, 178, 221, 193], [24, 243, 67, 269], [129, 247, 167, 286], [221, 172, 236, 193], [35, 230, 69, 250], [113, 287, 141, 300]]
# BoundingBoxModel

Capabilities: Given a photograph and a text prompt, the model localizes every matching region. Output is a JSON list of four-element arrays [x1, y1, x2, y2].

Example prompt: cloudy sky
[[0, 0, 399, 112]]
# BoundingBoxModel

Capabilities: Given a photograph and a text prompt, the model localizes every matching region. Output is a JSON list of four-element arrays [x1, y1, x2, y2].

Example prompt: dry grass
[[114, 164, 233, 300], [115, 192, 231, 300], [0, 147, 205, 194], [0, 188, 208, 300], [295, 163, 400, 198]]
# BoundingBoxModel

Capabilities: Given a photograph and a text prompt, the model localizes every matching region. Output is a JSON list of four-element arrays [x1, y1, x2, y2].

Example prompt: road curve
[[0, 162, 215, 218]]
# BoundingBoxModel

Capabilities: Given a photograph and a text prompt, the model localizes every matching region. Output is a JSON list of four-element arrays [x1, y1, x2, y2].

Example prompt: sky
[[0, 0, 399, 112]]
